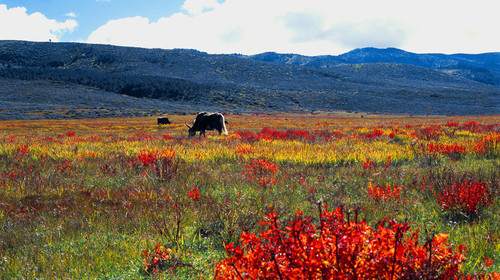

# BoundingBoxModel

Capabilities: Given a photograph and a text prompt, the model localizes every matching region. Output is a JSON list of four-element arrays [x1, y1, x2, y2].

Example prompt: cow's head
[[185, 123, 196, 137]]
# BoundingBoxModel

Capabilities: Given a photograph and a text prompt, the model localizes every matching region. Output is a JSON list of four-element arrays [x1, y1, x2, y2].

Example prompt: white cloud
[[87, 0, 500, 55], [0, 4, 77, 42], [182, 0, 220, 16], [65, 12, 77, 18]]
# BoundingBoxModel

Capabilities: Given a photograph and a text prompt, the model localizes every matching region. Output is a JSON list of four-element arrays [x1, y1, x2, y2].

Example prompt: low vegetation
[[0, 113, 498, 279], [1, 41, 499, 117]]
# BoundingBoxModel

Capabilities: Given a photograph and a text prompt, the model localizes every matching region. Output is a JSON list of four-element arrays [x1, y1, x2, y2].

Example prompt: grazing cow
[[186, 112, 228, 137], [157, 117, 171, 125]]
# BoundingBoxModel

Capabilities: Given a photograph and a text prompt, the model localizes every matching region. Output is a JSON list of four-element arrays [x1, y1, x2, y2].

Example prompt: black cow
[[157, 117, 171, 125], [186, 112, 228, 137]]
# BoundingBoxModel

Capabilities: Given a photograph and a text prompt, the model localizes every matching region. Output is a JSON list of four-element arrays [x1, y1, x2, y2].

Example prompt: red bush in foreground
[[215, 206, 467, 279]]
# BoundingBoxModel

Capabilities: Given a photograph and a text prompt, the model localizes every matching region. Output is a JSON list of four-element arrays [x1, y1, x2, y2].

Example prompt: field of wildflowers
[[0, 113, 498, 279]]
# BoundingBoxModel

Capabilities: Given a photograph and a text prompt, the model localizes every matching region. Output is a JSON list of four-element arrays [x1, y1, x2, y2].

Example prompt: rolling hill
[[0, 40, 498, 119], [247, 47, 500, 86]]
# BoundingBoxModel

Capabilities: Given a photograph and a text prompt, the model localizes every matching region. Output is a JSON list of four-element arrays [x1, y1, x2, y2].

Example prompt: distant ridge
[[0, 40, 498, 119], [247, 47, 500, 86]]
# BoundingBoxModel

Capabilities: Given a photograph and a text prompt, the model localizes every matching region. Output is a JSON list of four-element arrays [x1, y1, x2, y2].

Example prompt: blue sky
[[0, 0, 186, 42], [0, 0, 499, 55]]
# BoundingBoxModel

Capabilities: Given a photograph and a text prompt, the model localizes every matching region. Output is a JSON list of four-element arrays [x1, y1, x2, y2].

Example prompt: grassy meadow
[[0, 113, 498, 279]]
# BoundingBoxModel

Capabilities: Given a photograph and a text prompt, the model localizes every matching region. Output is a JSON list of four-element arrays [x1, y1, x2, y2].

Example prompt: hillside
[[248, 47, 500, 86], [0, 40, 498, 119]]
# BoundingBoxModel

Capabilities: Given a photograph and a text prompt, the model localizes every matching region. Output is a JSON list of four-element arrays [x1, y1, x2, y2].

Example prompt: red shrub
[[236, 131, 259, 142], [472, 133, 499, 158], [384, 155, 392, 168], [434, 181, 493, 216], [128, 149, 178, 180], [418, 126, 442, 141], [427, 143, 467, 160], [244, 159, 278, 188], [137, 150, 158, 166], [362, 158, 377, 170], [365, 128, 384, 139], [315, 130, 345, 142], [236, 145, 253, 155], [257, 128, 288, 140], [462, 121, 483, 133], [187, 187, 201, 201], [368, 182, 404, 203], [287, 130, 315, 141], [215, 207, 467, 279], [439, 143, 467, 160], [142, 243, 191, 274], [14, 144, 29, 160]]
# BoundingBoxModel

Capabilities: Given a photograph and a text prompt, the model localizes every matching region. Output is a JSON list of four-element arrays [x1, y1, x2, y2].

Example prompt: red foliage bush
[[215, 206, 467, 279], [236, 145, 253, 155], [418, 126, 442, 140], [362, 158, 377, 170], [142, 244, 173, 273], [287, 129, 315, 141], [257, 128, 288, 140], [236, 131, 259, 142], [14, 144, 29, 160], [365, 128, 384, 139], [472, 133, 499, 158], [128, 149, 178, 180], [462, 121, 483, 133], [317, 130, 346, 142], [439, 143, 467, 160], [434, 181, 493, 217], [187, 187, 201, 201], [427, 143, 467, 160], [137, 150, 158, 166], [243, 159, 278, 188], [368, 182, 404, 203], [142, 243, 191, 274]]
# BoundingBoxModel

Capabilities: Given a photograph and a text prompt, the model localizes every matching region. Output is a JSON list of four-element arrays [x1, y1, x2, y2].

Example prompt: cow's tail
[[221, 115, 228, 135]]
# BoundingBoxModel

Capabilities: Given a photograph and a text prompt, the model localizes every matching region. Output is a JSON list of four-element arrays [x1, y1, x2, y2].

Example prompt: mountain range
[[0, 40, 498, 119]]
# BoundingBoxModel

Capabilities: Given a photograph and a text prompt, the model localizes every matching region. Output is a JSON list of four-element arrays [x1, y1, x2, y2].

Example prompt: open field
[[0, 113, 498, 279]]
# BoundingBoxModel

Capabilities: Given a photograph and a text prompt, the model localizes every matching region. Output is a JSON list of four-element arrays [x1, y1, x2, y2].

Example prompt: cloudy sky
[[0, 0, 499, 55]]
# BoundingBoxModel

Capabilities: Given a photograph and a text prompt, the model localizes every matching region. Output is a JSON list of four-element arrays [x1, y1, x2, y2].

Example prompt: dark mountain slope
[[0, 77, 204, 120], [0, 40, 498, 119]]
